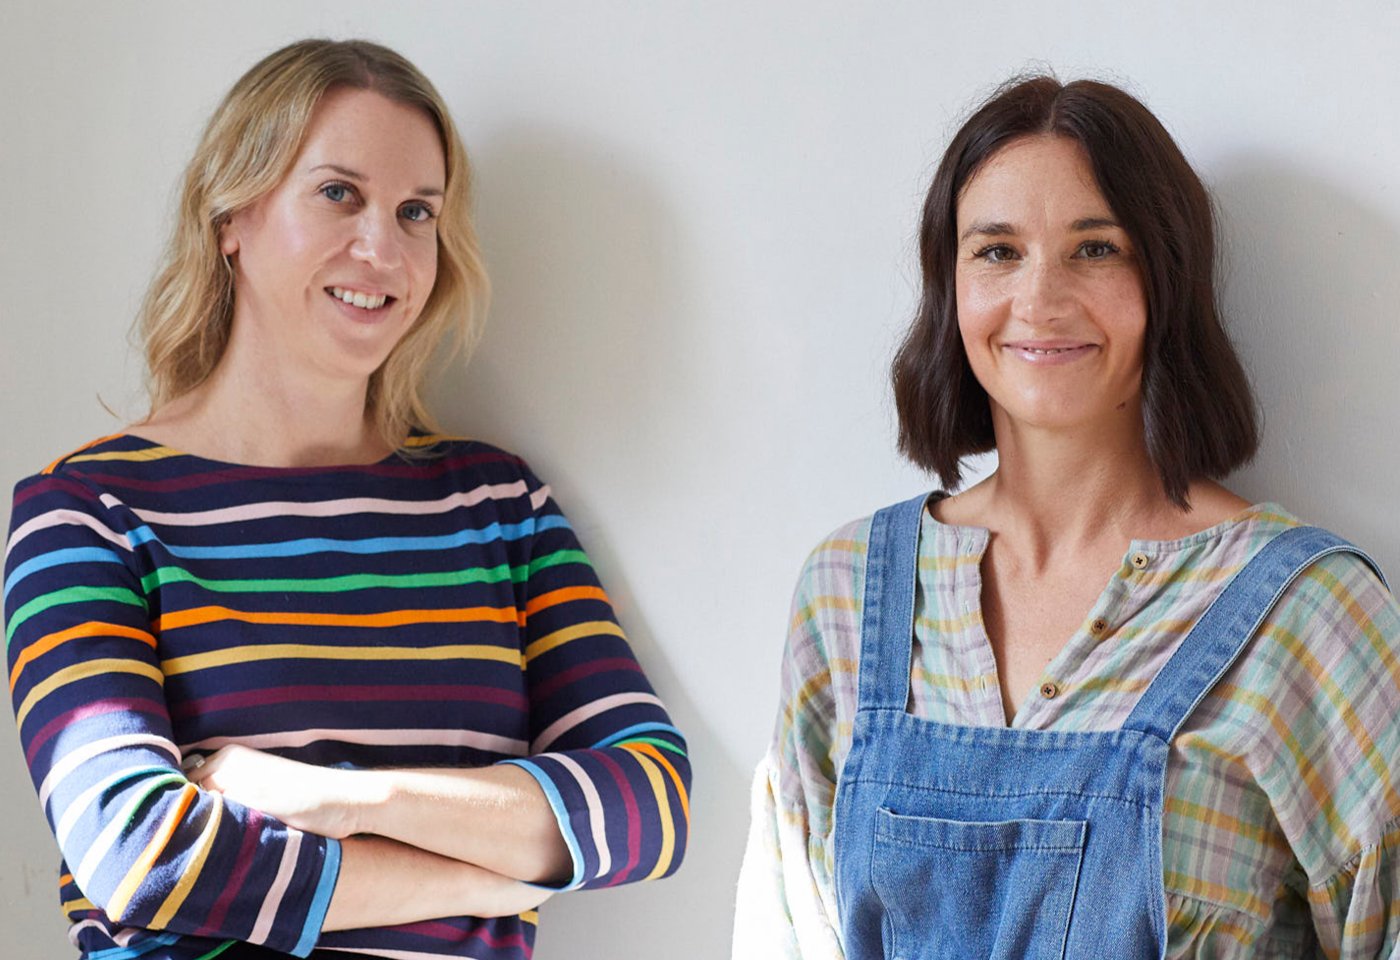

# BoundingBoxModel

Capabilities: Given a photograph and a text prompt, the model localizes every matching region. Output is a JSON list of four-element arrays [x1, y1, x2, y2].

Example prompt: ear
[[218, 215, 240, 257]]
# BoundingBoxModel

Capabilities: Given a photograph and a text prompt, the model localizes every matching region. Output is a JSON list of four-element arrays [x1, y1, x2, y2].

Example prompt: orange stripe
[[42, 433, 126, 475], [622, 742, 690, 825], [105, 783, 197, 919], [153, 604, 519, 633], [11, 622, 157, 693], [520, 586, 608, 625], [59, 873, 73, 886]]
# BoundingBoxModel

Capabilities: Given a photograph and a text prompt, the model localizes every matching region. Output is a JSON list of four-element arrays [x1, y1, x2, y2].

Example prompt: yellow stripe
[[812, 538, 866, 556], [790, 595, 858, 632], [1307, 566, 1400, 700], [43, 433, 126, 474], [913, 666, 997, 693], [524, 621, 626, 663], [1163, 870, 1271, 920], [915, 609, 981, 632], [1211, 682, 1358, 851], [67, 446, 184, 465], [917, 554, 981, 571], [622, 741, 691, 826], [519, 909, 539, 924], [1266, 620, 1400, 820], [107, 783, 198, 919], [1134, 564, 1242, 588], [1165, 898, 1258, 947], [150, 793, 224, 927], [61, 896, 97, 914], [1066, 676, 1149, 696], [162, 643, 521, 677], [629, 750, 676, 882], [403, 434, 465, 448], [1163, 797, 1290, 851], [16, 658, 165, 730]]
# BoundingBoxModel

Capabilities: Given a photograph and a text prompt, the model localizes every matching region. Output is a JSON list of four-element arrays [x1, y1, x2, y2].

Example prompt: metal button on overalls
[[832, 492, 1380, 960]]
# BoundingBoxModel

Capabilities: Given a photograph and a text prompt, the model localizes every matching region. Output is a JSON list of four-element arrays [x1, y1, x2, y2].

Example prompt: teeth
[[329, 287, 388, 310]]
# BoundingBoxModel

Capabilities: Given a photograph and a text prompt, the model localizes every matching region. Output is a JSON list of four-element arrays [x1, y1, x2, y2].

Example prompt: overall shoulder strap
[[856, 492, 930, 712], [1122, 525, 1387, 742]]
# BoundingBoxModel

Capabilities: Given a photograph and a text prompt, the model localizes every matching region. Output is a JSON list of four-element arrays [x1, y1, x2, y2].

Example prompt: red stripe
[[595, 751, 641, 887], [169, 684, 528, 720], [194, 808, 262, 936], [386, 918, 531, 950], [12, 475, 105, 509], [73, 451, 522, 494], [25, 697, 166, 766], [528, 659, 642, 705]]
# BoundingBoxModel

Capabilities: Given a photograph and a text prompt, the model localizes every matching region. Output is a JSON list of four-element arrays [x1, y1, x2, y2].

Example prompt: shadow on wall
[[1211, 155, 1400, 575], [430, 126, 751, 958]]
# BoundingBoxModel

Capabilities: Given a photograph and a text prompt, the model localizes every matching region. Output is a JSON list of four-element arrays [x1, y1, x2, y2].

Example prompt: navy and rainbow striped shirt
[[5, 433, 690, 959]]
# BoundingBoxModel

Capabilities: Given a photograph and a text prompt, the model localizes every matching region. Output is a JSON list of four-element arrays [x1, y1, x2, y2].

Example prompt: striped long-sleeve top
[[5, 433, 690, 960], [732, 501, 1400, 960]]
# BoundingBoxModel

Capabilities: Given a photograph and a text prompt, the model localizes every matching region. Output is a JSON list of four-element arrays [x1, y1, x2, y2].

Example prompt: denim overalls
[[833, 493, 1384, 960]]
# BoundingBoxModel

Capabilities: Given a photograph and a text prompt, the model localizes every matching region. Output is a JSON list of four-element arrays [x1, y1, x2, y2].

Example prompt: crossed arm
[[183, 746, 571, 927]]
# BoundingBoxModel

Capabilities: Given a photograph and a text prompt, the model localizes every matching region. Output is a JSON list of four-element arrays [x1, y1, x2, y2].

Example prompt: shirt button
[[1091, 618, 1109, 634], [1131, 552, 1150, 570], [1040, 682, 1059, 699]]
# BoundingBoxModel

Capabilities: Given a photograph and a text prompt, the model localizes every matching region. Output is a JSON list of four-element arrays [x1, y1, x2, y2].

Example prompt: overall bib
[[833, 493, 1385, 960]]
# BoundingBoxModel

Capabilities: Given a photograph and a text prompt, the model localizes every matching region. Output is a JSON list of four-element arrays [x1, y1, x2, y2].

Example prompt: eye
[[319, 182, 356, 204], [400, 202, 436, 223], [1076, 240, 1120, 260], [972, 243, 1018, 263]]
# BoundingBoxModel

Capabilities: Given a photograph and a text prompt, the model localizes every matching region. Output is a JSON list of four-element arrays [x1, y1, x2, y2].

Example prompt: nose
[[348, 208, 404, 271], [1011, 255, 1074, 325]]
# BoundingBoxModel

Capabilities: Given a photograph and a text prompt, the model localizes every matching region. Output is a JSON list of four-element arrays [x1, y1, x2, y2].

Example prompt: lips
[[1001, 341, 1099, 365]]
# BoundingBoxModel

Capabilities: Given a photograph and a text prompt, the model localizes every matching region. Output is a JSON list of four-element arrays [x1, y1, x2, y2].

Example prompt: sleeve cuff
[[291, 837, 342, 957], [500, 758, 585, 891]]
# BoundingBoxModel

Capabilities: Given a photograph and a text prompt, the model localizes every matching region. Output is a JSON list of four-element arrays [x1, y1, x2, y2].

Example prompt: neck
[[149, 317, 389, 468], [977, 400, 1174, 567]]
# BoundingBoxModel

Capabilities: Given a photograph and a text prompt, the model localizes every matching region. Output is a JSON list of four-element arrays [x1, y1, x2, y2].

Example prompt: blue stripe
[[502, 758, 586, 891], [3, 547, 125, 603], [125, 515, 570, 559], [293, 837, 342, 957], [83, 933, 181, 960], [592, 722, 686, 750]]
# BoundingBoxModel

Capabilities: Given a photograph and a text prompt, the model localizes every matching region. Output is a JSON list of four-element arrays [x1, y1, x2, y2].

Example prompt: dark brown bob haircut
[[892, 75, 1258, 508]]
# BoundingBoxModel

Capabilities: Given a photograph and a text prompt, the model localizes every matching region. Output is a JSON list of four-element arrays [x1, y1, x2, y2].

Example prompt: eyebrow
[[958, 216, 1122, 242], [308, 163, 444, 198]]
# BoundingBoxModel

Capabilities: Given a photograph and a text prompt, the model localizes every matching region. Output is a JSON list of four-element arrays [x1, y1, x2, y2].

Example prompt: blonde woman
[[5, 39, 689, 960]]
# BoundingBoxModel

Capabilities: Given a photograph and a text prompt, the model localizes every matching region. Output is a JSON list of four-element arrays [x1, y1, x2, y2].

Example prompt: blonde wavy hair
[[137, 38, 488, 452]]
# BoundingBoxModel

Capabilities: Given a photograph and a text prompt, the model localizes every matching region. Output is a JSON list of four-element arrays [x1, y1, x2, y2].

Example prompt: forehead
[[956, 136, 1111, 226], [295, 86, 445, 188]]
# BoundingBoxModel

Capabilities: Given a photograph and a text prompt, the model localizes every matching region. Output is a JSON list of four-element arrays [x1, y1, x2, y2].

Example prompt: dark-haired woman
[[733, 77, 1400, 959]]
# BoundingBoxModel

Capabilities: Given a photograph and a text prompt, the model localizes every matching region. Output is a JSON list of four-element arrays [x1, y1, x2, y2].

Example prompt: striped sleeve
[[1240, 551, 1400, 959], [500, 466, 690, 890], [5, 473, 339, 957]]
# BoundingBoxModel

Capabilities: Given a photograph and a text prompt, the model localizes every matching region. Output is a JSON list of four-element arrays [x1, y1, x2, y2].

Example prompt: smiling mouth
[[326, 286, 395, 310]]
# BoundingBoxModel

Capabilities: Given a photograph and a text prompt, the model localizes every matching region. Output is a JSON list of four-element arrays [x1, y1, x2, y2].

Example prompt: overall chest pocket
[[871, 808, 1087, 960]]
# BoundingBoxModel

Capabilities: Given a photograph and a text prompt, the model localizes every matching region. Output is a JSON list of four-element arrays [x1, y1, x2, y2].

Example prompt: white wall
[[2, 1, 1397, 956]]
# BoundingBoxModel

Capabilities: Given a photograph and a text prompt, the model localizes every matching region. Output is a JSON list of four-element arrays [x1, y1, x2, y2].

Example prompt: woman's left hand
[[183, 744, 376, 839]]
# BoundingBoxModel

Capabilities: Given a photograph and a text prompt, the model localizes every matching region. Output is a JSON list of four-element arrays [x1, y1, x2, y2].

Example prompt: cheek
[[954, 269, 1004, 346]]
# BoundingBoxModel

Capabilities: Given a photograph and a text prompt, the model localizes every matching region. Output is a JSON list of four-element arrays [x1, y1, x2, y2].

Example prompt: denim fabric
[[832, 493, 1383, 960]]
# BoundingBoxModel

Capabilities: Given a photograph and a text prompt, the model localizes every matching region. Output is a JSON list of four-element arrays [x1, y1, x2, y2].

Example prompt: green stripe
[[193, 941, 237, 960], [5, 586, 147, 649], [620, 736, 688, 758], [139, 549, 591, 596], [120, 773, 186, 830]]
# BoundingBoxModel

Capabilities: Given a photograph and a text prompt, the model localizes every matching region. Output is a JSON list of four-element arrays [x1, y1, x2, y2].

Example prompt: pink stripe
[[195, 808, 263, 936], [529, 659, 642, 705], [595, 751, 641, 887], [249, 829, 301, 944], [182, 727, 528, 756], [532, 692, 666, 752], [76, 451, 522, 494], [170, 684, 528, 720], [6, 508, 130, 561], [26, 697, 165, 765], [106, 482, 530, 527]]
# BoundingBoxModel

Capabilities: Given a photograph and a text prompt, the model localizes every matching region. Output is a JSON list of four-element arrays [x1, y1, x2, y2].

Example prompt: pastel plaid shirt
[[734, 502, 1400, 959]]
